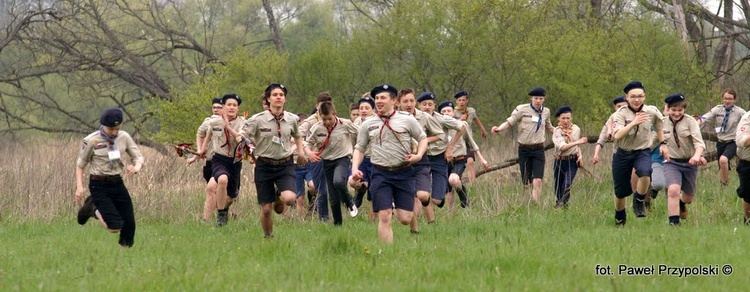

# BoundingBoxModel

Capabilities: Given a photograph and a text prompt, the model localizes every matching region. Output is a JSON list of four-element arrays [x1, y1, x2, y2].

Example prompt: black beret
[[357, 97, 375, 109], [212, 97, 223, 105], [437, 101, 454, 113], [454, 90, 468, 99], [370, 84, 398, 98], [623, 81, 644, 94], [664, 93, 685, 105], [100, 108, 123, 127], [528, 87, 546, 97], [417, 92, 436, 103], [265, 83, 288, 95], [612, 96, 627, 105], [222, 93, 241, 105], [555, 105, 572, 117]]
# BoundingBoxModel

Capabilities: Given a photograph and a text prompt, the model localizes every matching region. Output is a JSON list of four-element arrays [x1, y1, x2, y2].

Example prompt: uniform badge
[[317, 133, 327, 137], [368, 125, 379, 131], [259, 127, 272, 132], [94, 143, 107, 150]]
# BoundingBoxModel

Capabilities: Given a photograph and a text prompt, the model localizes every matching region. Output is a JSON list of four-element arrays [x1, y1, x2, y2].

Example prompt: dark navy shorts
[[717, 141, 737, 161], [212, 154, 242, 198], [518, 147, 545, 184], [254, 159, 295, 205], [611, 148, 651, 198], [428, 154, 449, 200], [202, 160, 213, 183], [370, 166, 416, 212], [447, 159, 467, 191], [414, 157, 431, 193]]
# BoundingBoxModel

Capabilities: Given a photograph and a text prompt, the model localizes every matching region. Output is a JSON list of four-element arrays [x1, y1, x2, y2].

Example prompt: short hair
[[397, 88, 415, 101], [261, 94, 269, 106], [319, 101, 336, 116], [297, 113, 308, 120], [722, 89, 737, 99], [667, 100, 687, 109], [317, 92, 333, 103], [350, 103, 359, 111]]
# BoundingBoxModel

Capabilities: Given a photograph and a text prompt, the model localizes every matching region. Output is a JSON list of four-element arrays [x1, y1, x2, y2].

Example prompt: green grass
[[1, 162, 748, 290]]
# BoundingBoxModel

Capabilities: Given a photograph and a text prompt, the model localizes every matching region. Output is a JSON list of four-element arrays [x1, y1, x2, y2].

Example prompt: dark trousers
[[428, 154, 449, 201], [323, 157, 353, 225], [89, 179, 135, 247], [309, 161, 329, 220], [553, 157, 578, 205]]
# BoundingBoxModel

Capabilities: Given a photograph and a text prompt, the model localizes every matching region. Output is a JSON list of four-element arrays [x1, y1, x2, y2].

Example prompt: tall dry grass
[[0, 132, 726, 223]]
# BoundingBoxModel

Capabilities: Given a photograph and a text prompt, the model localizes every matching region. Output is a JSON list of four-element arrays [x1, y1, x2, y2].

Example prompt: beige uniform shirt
[[553, 124, 581, 157], [702, 105, 747, 141], [663, 115, 705, 159], [612, 105, 664, 151], [242, 111, 300, 160], [299, 114, 321, 143], [427, 112, 464, 156], [197, 115, 219, 161], [506, 104, 554, 144], [355, 111, 426, 167], [595, 115, 617, 149], [446, 120, 479, 157], [306, 118, 359, 160], [206, 116, 246, 158], [354, 116, 374, 156], [454, 107, 477, 125], [414, 109, 444, 142], [76, 130, 145, 176], [735, 112, 750, 160]]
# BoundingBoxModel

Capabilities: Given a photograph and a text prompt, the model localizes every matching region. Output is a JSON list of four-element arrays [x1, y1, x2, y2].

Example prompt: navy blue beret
[[555, 105, 572, 117], [357, 97, 375, 109], [437, 101, 454, 113], [212, 97, 222, 105], [417, 92, 436, 103], [454, 90, 468, 99], [623, 81, 644, 94], [100, 108, 123, 127], [265, 83, 288, 95], [370, 84, 398, 98], [528, 87, 546, 97], [612, 96, 627, 105], [664, 93, 685, 105], [222, 93, 242, 105]]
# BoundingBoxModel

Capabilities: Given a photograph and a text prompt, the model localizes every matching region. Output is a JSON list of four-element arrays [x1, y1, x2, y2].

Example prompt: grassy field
[[1, 138, 748, 290]]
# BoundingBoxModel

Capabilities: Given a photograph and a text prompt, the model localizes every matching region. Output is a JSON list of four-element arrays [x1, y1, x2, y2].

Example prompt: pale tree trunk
[[713, 0, 735, 88], [262, 0, 285, 54], [672, 0, 690, 46]]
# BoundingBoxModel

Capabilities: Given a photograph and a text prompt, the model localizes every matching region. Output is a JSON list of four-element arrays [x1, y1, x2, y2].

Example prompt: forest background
[[0, 0, 748, 148]]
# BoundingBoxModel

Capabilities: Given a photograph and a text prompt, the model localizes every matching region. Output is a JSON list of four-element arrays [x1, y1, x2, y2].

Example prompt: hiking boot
[[457, 186, 469, 208], [216, 212, 228, 227], [274, 196, 285, 214], [77, 196, 96, 225], [633, 199, 646, 218]]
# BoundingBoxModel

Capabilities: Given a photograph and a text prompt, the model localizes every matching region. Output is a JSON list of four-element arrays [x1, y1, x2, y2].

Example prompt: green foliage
[[147, 48, 289, 144]]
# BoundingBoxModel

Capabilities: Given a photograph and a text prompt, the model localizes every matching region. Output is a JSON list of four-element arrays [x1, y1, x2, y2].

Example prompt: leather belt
[[453, 155, 466, 162], [617, 148, 647, 155], [555, 155, 578, 160], [373, 163, 410, 172], [90, 174, 122, 182], [518, 143, 544, 150], [718, 139, 734, 144], [258, 156, 292, 166], [671, 158, 690, 163]]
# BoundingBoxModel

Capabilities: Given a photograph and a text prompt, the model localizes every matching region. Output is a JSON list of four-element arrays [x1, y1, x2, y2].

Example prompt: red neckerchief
[[315, 118, 339, 156], [378, 110, 398, 146], [269, 109, 284, 140], [558, 122, 572, 143], [220, 115, 238, 156], [670, 115, 684, 148]]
